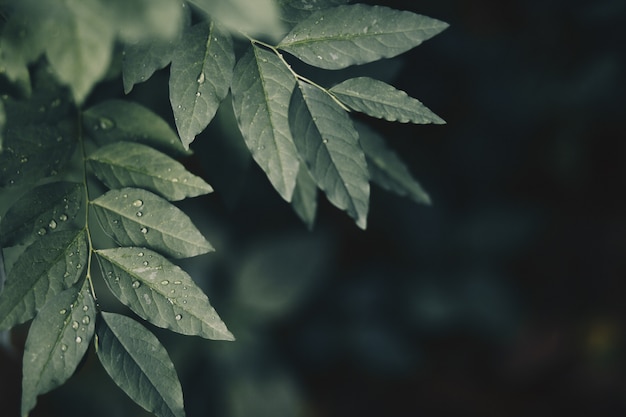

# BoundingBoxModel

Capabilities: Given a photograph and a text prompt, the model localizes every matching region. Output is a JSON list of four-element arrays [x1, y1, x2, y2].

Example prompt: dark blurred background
[[2, 0, 625, 416]]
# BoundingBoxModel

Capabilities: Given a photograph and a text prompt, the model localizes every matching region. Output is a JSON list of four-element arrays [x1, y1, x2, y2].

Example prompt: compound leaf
[[21, 284, 95, 417], [278, 4, 448, 69], [291, 165, 318, 229], [169, 21, 235, 149], [83, 100, 189, 157], [88, 142, 212, 201], [96, 312, 185, 417], [0, 181, 82, 247], [356, 122, 431, 205], [231, 45, 299, 201], [330, 77, 445, 124], [96, 247, 234, 341], [91, 188, 213, 259], [289, 81, 369, 229], [0, 229, 88, 330]]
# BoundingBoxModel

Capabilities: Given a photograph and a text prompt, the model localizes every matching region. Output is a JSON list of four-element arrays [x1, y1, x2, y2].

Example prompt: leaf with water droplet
[[96, 247, 233, 340], [0, 229, 88, 330], [0, 181, 82, 247], [96, 312, 185, 417], [88, 142, 212, 201], [21, 283, 95, 416], [169, 21, 234, 149], [83, 100, 190, 156], [231, 45, 300, 202], [91, 188, 213, 259]]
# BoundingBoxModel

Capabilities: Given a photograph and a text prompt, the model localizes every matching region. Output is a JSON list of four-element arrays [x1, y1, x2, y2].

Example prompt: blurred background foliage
[[1, 0, 625, 416]]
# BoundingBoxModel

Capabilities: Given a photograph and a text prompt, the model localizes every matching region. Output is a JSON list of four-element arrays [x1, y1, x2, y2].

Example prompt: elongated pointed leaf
[[291, 165, 318, 230], [96, 312, 185, 417], [356, 123, 430, 205], [21, 284, 95, 416], [0, 182, 82, 247], [169, 21, 235, 149], [330, 77, 444, 124], [0, 229, 87, 330], [231, 46, 299, 201], [278, 4, 448, 69], [91, 188, 212, 259], [88, 142, 212, 201], [289, 81, 369, 229], [96, 247, 234, 341], [83, 100, 189, 157]]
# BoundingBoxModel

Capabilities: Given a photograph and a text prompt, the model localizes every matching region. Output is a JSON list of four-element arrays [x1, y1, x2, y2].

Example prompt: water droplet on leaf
[[161, 280, 169, 285], [75, 336, 82, 343], [175, 314, 182, 321], [60, 344, 68, 351], [37, 228, 46, 236], [59, 309, 67, 315], [82, 316, 90, 325], [49, 219, 57, 229], [136, 211, 143, 217], [197, 72, 205, 84], [132, 281, 141, 289], [99, 118, 115, 130], [71, 321, 79, 330], [140, 227, 148, 234], [59, 213, 68, 221]]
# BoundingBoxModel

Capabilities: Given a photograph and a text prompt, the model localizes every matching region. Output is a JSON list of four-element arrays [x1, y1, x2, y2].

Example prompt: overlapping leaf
[[96, 312, 185, 417], [169, 21, 234, 149], [88, 142, 212, 201], [356, 123, 431, 205], [97, 247, 234, 341], [290, 166, 318, 229], [289, 81, 369, 229], [0, 229, 87, 330], [21, 284, 96, 416], [83, 100, 189, 156], [330, 77, 445, 124], [231, 45, 299, 201], [278, 4, 448, 69], [91, 188, 213, 259], [0, 181, 82, 247]]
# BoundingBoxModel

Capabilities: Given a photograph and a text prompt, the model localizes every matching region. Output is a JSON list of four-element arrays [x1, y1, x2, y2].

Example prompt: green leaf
[[356, 122, 431, 205], [278, 0, 350, 25], [21, 283, 95, 417], [96, 312, 185, 417], [278, 4, 448, 69], [169, 21, 235, 149], [109, 0, 186, 43], [96, 247, 234, 341], [231, 45, 299, 201], [82, 100, 190, 157], [0, 100, 5, 153], [291, 165, 318, 230], [289, 81, 369, 229], [330, 77, 445, 124], [0, 229, 87, 330], [0, 182, 82, 247], [90, 188, 213, 259], [88, 142, 212, 201]]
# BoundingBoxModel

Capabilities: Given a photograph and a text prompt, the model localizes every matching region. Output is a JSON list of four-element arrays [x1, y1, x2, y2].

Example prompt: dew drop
[[197, 72, 205, 84], [60, 344, 68, 351], [59, 309, 67, 315], [75, 336, 82, 344], [82, 316, 90, 325], [49, 219, 57, 229], [59, 213, 68, 221], [82, 305, 89, 312], [138, 252, 144, 257], [20, 157, 28, 163], [71, 321, 79, 330], [136, 211, 143, 217], [322, 138, 329, 144], [173, 280, 182, 285], [161, 280, 169, 286], [132, 199, 143, 207], [140, 227, 148, 234], [142, 261, 149, 266], [195, 91, 201, 97], [99, 117, 115, 130], [132, 281, 141, 289], [175, 314, 182, 321], [37, 228, 47, 236]]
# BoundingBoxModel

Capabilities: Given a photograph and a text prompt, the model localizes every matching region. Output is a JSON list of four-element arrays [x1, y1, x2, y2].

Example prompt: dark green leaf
[[291, 165, 318, 230], [231, 46, 299, 201], [330, 77, 445, 124], [88, 142, 212, 201], [0, 182, 82, 247], [169, 21, 235, 149], [289, 81, 369, 229], [96, 247, 234, 341], [0, 229, 87, 330], [21, 283, 95, 416], [96, 312, 185, 417], [356, 122, 430, 205], [278, 4, 448, 69], [0, 100, 5, 152], [91, 188, 213, 259], [83, 100, 190, 157]]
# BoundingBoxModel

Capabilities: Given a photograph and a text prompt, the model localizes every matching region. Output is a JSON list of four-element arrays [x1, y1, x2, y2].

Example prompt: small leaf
[[83, 100, 189, 157], [21, 283, 95, 416], [231, 46, 299, 201], [291, 165, 318, 230], [91, 188, 213, 259], [356, 123, 431, 205], [0, 229, 88, 330], [278, 4, 448, 69], [0, 182, 82, 247], [96, 312, 185, 417], [289, 81, 369, 229], [169, 21, 235, 149], [330, 77, 445, 124], [96, 247, 234, 341], [88, 142, 212, 201]]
